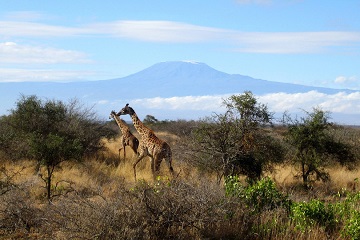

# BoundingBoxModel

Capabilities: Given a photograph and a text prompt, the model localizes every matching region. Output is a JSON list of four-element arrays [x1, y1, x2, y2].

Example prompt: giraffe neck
[[130, 112, 150, 137], [113, 115, 130, 134]]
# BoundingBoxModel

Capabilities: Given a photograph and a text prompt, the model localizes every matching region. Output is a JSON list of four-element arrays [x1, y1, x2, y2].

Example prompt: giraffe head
[[117, 103, 135, 116], [109, 110, 117, 119]]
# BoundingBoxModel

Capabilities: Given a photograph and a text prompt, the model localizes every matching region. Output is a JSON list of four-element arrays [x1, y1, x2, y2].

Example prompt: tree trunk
[[301, 162, 308, 188], [46, 165, 52, 201]]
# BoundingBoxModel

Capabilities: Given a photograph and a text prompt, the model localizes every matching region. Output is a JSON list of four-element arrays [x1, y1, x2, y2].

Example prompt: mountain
[[0, 61, 357, 122], [112, 61, 352, 96]]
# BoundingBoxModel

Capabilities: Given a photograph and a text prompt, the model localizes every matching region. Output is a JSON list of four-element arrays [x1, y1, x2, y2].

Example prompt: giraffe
[[117, 104, 174, 180], [109, 110, 139, 162]]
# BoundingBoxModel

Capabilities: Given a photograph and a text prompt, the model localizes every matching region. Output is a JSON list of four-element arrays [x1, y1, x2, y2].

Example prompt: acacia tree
[[285, 108, 356, 188], [143, 115, 159, 125], [189, 91, 284, 182], [3, 95, 115, 200]]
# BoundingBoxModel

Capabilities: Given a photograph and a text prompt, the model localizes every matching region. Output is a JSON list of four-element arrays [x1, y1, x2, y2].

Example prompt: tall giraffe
[[109, 110, 139, 161], [117, 104, 174, 180]]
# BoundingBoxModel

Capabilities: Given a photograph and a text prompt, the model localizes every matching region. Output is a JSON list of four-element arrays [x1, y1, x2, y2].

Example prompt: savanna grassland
[[1, 94, 360, 240], [1, 130, 360, 240]]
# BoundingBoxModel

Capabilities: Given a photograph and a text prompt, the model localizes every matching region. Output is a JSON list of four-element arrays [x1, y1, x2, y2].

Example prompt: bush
[[0, 187, 44, 238], [0, 166, 19, 195], [41, 177, 256, 239], [291, 199, 336, 232], [225, 176, 290, 213], [343, 210, 360, 240], [146, 119, 199, 137]]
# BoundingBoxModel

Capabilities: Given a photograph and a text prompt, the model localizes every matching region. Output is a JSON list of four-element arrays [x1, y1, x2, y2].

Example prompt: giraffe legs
[[133, 154, 146, 181], [132, 144, 174, 181], [153, 156, 161, 173], [130, 137, 139, 157], [119, 137, 138, 165], [118, 147, 126, 163], [151, 156, 163, 180], [159, 145, 174, 175], [133, 145, 148, 181], [118, 136, 126, 164], [151, 147, 174, 180]]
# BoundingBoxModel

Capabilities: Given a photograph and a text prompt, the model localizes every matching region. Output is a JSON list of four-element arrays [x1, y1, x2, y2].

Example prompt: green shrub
[[291, 199, 336, 232], [225, 176, 290, 213], [335, 192, 360, 240], [224, 175, 242, 197], [343, 210, 360, 240]]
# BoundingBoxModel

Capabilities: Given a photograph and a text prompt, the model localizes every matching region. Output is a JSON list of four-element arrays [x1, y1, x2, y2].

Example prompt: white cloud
[[335, 75, 357, 84], [258, 91, 360, 114], [132, 95, 226, 110], [90, 20, 228, 43], [113, 91, 360, 117], [0, 21, 92, 37], [335, 76, 347, 83], [0, 42, 91, 64], [331, 75, 359, 90], [1, 19, 360, 54], [92, 21, 360, 53], [231, 31, 360, 54], [0, 68, 96, 82]]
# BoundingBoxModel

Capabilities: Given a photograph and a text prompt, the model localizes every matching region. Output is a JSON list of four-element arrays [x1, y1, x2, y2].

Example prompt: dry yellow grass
[[272, 165, 298, 185], [269, 163, 360, 198], [2, 156, 359, 200], [2, 133, 360, 239], [0, 133, 182, 200], [328, 166, 360, 191], [2, 132, 359, 201]]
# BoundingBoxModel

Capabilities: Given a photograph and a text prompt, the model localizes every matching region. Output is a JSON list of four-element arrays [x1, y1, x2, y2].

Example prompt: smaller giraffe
[[109, 110, 139, 161], [117, 104, 174, 181]]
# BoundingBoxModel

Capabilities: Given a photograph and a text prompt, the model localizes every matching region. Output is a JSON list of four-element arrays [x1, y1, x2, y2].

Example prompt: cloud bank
[[258, 91, 360, 114], [101, 91, 360, 122]]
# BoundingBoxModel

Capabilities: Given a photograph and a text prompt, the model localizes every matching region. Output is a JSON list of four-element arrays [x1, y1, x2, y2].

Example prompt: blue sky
[[1, 0, 360, 88], [1, 0, 360, 124]]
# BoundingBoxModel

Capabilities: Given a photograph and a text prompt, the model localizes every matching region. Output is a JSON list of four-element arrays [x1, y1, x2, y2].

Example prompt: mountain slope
[[96, 61, 353, 97], [0, 61, 357, 120]]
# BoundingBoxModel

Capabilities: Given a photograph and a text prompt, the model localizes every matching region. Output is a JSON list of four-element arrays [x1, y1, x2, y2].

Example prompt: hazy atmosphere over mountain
[[1, 61, 359, 125]]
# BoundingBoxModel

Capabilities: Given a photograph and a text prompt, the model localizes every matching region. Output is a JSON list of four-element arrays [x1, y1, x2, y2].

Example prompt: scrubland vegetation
[[1, 93, 360, 239]]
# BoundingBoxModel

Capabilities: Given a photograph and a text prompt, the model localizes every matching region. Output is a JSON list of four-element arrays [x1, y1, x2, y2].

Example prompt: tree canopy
[[189, 91, 284, 182], [0, 95, 116, 199], [285, 108, 357, 188]]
